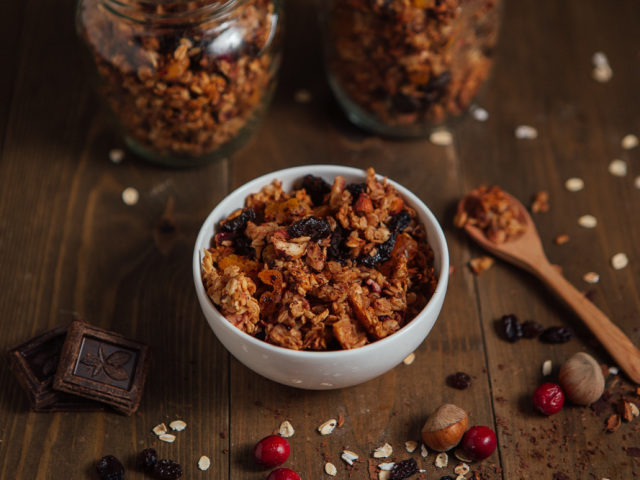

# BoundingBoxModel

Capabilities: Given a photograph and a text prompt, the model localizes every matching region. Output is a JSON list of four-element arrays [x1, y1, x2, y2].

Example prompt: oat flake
[[405, 440, 418, 453], [159, 433, 176, 443], [341, 450, 358, 466], [420, 444, 428, 458], [583, 272, 600, 284], [109, 148, 125, 164], [169, 420, 187, 431], [471, 107, 489, 122], [622, 134, 639, 150], [578, 215, 597, 228], [435, 452, 448, 468], [608, 159, 627, 177], [564, 177, 584, 192], [325, 462, 337, 476], [279, 420, 294, 438], [454, 463, 470, 475], [429, 130, 453, 146], [542, 360, 553, 376], [318, 419, 337, 435], [379, 471, 390, 480], [515, 125, 538, 139], [592, 64, 613, 83], [122, 187, 139, 206], [373, 443, 393, 458], [454, 449, 472, 463], [611, 253, 629, 270], [153, 423, 168, 436], [403, 353, 415, 365], [198, 456, 211, 471]]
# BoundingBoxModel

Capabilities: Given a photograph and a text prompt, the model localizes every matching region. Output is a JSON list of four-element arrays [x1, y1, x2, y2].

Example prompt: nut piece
[[373, 443, 393, 458], [279, 420, 295, 438], [434, 452, 449, 468], [318, 419, 337, 435], [421, 404, 469, 452], [558, 352, 605, 405], [341, 450, 359, 465], [405, 440, 418, 453]]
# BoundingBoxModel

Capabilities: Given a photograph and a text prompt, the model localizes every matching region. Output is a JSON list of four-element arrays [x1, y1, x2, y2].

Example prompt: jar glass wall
[[76, 0, 282, 167], [322, 0, 502, 137]]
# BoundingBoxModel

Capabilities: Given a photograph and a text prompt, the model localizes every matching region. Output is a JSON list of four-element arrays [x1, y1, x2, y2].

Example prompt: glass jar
[[322, 0, 502, 137], [76, 0, 282, 167]]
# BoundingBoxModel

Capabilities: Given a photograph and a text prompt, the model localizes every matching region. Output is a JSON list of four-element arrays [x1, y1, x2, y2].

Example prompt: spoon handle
[[535, 262, 640, 384]]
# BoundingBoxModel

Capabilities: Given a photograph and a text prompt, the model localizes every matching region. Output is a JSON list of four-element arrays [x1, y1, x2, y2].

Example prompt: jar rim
[[101, 0, 246, 24]]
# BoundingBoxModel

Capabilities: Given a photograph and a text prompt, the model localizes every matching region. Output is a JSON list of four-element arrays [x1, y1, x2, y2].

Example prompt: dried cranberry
[[389, 458, 418, 479], [301, 175, 331, 206], [533, 382, 565, 415], [521, 320, 544, 339], [153, 459, 183, 480], [500, 314, 523, 342], [96, 455, 125, 480], [136, 447, 158, 471], [447, 372, 471, 390], [287, 217, 331, 240], [253, 435, 290, 468], [461, 426, 497, 461], [266, 468, 301, 480], [540, 326, 574, 344]]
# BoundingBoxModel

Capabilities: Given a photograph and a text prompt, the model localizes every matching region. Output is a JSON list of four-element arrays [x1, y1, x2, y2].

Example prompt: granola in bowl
[[200, 168, 438, 351]]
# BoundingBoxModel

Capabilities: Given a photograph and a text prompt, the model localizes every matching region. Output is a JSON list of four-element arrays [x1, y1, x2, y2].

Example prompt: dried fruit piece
[[447, 372, 471, 390], [287, 217, 331, 240], [533, 383, 565, 415], [521, 320, 544, 339], [154, 459, 183, 480], [460, 426, 497, 461], [266, 467, 301, 480], [253, 435, 290, 468], [137, 448, 158, 472], [96, 455, 125, 480], [389, 458, 418, 479], [500, 314, 523, 342], [540, 326, 574, 344]]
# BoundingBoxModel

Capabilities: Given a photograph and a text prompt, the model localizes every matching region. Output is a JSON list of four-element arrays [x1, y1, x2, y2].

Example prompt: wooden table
[[1, 1, 639, 478]]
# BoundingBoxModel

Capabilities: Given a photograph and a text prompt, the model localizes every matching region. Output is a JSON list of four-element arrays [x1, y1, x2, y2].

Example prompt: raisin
[[220, 207, 256, 234], [287, 217, 331, 240], [154, 459, 183, 480], [327, 225, 350, 263], [540, 326, 574, 344], [96, 455, 125, 480], [137, 447, 158, 472], [392, 93, 422, 114], [358, 211, 411, 267], [521, 320, 544, 339], [301, 175, 331, 206], [232, 234, 255, 258], [420, 71, 451, 106], [387, 211, 411, 232], [389, 458, 418, 479], [501, 314, 523, 342], [346, 182, 367, 201], [447, 372, 471, 390]]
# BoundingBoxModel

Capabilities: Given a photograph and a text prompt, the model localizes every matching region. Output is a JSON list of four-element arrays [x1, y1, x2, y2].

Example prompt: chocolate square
[[53, 321, 150, 415], [4, 325, 104, 412]]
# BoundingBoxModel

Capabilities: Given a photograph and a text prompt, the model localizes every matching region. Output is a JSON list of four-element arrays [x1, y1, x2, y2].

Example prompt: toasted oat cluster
[[201, 168, 437, 350], [325, 0, 501, 128], [455, 185, 527, 243], [78, 0, 280, 161]]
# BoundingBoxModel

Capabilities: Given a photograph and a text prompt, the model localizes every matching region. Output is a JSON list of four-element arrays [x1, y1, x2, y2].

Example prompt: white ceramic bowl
[[193, 165, 449, 390]]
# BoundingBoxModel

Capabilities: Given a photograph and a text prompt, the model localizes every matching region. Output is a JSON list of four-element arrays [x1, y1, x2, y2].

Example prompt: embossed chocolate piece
[[4, 325, 104, 412], [53, 321, 150, 415]]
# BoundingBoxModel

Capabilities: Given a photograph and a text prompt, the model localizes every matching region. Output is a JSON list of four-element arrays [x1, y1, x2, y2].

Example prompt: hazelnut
[[558, 352, 605, 405], [421, 404, 468, 452]]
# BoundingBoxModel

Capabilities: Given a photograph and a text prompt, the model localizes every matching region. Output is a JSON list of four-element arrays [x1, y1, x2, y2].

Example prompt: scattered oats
[[578, 215, 597, 228], [169, 420, 187, 431], [279, 420, 295, 438], [435, 452, 448, 468], [592, 64, 613, 83], [609, 366, 620, 375], [378, 463, 395, 471], [630, 403, 639, 417], [622, 134, 639, 150], [405, 441, 418, 453], [403, 353, 415, 365], [471, 106, 489, 122], [153, 423, 168, 436], [564, 177, 585, 192], [635, 176, 640, 189], [373, 443, 393, 458], [325, 462, 337, 476], [341, 450, 359, 466], [454, 449, 473, 463], [542, 359, 553, 376], [583, 272, 600, 284], [454, 463, 470, 475], [318, 419, 337, 435], [294, 89, 312, 104], [608, 159, 627, 177], [109, 148, 125, 164], [122, 187, 139, 206], [429, 129, 453, 146], [470, 255, 494, 274], [592, 51, 609, 67], [198, 456, 211, 471], [515, 125, 538, 139], [611, 253, 629, 270], [379, 471, 390, 480], [420, 444, 429, 458], [159, 433, 176, 443], [554, 234, 570, 245]]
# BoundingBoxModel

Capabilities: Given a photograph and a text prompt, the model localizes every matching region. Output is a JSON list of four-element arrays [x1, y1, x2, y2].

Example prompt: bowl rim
[[193, 164, 449, 359]]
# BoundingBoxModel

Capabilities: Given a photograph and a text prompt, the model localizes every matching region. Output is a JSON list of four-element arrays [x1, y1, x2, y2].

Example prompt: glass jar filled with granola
[[322, 0, 502, 137], [76, 0, 282, 167]]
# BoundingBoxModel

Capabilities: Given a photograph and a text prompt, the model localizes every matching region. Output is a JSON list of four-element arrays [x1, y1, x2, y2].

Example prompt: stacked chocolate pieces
[[4, 321, 150, 415]]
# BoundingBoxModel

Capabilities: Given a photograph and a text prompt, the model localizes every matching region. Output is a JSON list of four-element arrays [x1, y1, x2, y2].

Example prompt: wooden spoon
[[458, 190, 640, 384]]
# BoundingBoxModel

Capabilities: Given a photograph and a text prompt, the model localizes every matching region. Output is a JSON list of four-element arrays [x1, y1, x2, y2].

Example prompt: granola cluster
[[77, 0, 281, 164], [201, 168, 437, 350], [324, 0, 501, 132], [455, 185, 527, 243]]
